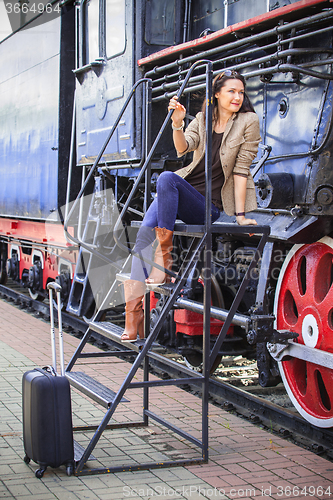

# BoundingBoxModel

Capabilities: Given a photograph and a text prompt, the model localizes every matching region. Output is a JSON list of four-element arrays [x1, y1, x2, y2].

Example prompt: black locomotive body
[[1, 0, 333, 428]]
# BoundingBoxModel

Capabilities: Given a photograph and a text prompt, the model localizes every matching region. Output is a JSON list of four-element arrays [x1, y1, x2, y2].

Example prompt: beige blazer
[[175, 111, 261, 216]]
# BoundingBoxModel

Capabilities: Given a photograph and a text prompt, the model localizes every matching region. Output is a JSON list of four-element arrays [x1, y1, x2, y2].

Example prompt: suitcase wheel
[[66, 463, 74, 476], [35, 467, 47, 479], [23, 455, 30, 464]]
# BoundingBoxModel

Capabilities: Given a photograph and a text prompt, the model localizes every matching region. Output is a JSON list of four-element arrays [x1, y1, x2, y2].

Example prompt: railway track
[[2, 280, 333, 461]]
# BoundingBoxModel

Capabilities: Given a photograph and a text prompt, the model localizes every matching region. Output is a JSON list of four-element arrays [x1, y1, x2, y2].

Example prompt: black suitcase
[[22, 282, 74, 478]]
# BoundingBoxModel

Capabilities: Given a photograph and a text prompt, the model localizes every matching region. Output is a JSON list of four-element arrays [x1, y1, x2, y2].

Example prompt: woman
[[121, 70, 261, 342]]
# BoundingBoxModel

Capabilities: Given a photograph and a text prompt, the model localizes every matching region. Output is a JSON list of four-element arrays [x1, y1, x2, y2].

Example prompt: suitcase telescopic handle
[[47, 282, 65, 376]]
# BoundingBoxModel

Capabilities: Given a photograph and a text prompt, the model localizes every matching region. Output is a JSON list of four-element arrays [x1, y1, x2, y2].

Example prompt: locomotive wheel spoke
[[274, 237, 333, 427], [28, 288, 44, 302]]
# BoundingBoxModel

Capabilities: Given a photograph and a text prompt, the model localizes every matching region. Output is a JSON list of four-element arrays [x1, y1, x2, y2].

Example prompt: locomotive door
[[75, 0, 136, 168]]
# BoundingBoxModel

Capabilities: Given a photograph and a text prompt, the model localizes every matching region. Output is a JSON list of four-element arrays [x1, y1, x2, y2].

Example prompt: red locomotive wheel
[[274, 237, 333, 427]]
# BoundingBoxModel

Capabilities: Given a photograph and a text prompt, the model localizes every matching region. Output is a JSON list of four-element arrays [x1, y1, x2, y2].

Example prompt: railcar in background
[[1, 0, 333, 428], [0, 1, 78, 303]]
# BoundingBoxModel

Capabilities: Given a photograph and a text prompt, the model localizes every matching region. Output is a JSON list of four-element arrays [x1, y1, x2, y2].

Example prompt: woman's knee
[[156, 171, 177, 191]]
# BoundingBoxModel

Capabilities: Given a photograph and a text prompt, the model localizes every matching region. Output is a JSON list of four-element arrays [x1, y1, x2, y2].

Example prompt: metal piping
[[148, 26, 333, 94], [144, 8, 333, 77], [151, 59, 333, 103], [174, 297, 250, 330], [151, 46, 333, 100]]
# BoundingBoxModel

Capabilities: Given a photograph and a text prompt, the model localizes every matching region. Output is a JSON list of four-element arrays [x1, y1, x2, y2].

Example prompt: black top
[[185, 131, 224, 210]]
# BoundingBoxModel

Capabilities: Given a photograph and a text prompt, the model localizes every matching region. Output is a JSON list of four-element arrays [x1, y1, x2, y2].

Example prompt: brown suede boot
[[121, 279, 146, 342], [145, 227, 173, 285]]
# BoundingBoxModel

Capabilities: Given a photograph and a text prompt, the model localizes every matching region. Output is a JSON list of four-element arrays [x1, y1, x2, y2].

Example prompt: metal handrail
[[112, 60, 214, 277], [74, 66, 214, 471], [63, 61, 214, 272], [63, 78, 152, 260]]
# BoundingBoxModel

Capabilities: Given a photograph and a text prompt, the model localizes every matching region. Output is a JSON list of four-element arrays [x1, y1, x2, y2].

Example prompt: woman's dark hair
[[202, 70, 255, 121]]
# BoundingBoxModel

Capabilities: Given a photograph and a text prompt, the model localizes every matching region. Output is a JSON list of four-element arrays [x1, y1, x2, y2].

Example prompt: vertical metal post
[[143, 78, 152, 425], [202, 61, 213, 461], [263, 83, 267, 147], [144, 80, 152, 213], [99, 0, 106, 59]]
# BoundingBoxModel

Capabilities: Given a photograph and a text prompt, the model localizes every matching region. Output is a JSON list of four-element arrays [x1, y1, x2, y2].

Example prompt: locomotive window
[[192, 0, 224, 37], [86, 0, 99, 63], [105, 0, 125, 59], [145, 0, 176, 46]]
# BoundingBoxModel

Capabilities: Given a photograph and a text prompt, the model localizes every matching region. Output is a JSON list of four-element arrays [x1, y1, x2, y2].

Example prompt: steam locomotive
[[1, 0, 333, 428]]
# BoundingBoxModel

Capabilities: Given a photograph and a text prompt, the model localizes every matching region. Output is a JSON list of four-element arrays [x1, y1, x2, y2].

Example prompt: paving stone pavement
[[0, 297, 333, 499]]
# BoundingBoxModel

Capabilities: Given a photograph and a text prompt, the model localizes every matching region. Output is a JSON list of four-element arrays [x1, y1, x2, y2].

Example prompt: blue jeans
[[130, 171, 220, 282]]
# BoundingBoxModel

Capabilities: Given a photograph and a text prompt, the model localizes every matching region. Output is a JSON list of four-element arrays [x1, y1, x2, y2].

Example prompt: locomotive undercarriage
[[0, 220, 75, 308]]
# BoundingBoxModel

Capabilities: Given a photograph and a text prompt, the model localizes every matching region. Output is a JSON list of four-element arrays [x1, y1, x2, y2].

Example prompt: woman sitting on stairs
[[121, 70, 261, 342]]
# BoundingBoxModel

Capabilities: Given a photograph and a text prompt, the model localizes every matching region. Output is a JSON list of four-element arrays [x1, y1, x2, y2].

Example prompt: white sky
[[0, 0, 13, 39]]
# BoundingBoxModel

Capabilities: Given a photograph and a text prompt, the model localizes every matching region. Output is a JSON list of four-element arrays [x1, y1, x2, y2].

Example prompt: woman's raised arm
[[168, 96, 188, 154]]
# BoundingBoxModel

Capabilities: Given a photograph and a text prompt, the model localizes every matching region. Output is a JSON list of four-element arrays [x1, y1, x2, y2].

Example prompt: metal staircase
[[63, 61, 271, 476]]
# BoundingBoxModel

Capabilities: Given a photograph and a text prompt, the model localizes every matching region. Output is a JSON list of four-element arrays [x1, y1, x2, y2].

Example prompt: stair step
[[145, 282, 175, 295], [131, 219, 205, 236], [89, 320, 145, 348], [74, 440, 96, 462], [66, 371, 129, 408], [66, 303, 79, 316], [173, 222, 205, 236], [90, 321, 128, 342], [89, 320, 165, 351]]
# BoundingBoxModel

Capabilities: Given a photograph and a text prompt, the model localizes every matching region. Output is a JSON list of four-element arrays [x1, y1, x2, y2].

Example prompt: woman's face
[[215, 78, 245, 115]]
